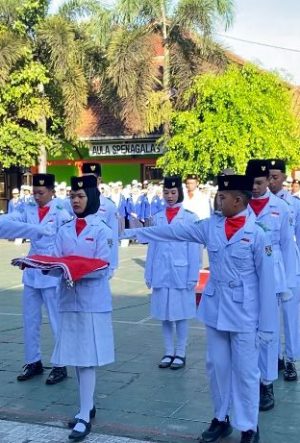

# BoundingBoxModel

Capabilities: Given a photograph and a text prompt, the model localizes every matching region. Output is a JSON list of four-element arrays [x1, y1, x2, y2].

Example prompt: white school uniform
[[122, 212, 277, 432], [145, 207, 200, 321], [51, 213, 114, 367], [1, 198, 71, 363]]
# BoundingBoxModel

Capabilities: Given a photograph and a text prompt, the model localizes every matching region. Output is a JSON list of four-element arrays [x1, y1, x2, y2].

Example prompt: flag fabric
[[12, 255, 109, 286]]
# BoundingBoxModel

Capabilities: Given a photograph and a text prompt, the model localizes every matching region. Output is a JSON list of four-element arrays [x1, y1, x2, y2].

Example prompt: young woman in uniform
[[51, 175, 114, 441], [145, 176, 200, 369]]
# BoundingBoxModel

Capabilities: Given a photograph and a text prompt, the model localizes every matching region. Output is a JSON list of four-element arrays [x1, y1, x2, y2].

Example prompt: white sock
[[261, 379, 273, 386], [161, 321, 174, 360], [74, 367, 81, 419], [73, 367, 95, 432], [175, 320, 188, 357]]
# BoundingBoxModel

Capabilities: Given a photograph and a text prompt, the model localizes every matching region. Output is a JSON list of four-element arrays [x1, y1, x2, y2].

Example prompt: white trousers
[[279, 287, 300, 360], [259, 298, 280, 382], [206, 326, 259, 432], [23, 285, 59, 363]]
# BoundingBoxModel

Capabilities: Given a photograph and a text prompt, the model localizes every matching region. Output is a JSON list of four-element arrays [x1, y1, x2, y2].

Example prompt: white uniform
[[51, 213, 114, 367], [248, 191, 296, 380], [183, 189, 211, 219], [183, 189, 211, 269], [145, 207, 200, 320], [1, 199, 71, 364], [62, 195, 119, 273], [122, 212, 277, 432], [276, 189, 300, 361]]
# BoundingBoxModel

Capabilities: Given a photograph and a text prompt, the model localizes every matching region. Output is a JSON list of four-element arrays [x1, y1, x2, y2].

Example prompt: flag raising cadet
[[121, 174, 277, 443]]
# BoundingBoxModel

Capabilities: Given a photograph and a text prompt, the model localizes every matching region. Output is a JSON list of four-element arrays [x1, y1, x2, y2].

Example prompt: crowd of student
[[0, 161, 299, 443]]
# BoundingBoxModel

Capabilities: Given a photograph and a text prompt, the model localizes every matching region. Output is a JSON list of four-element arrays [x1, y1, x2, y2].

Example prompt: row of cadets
[[122, 174, 277, 443], [50, 175, 114, 441], [246, 159, 298, 412], [144, 176, 200, 369], [63, 163, 119, 277], [0, 174, 72, 384], [268, 161, 300, 377]]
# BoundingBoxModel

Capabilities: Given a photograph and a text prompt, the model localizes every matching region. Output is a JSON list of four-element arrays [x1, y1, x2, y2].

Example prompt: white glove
[[257, 331, 273, 346], [187, 282, 197, 291], [145, 281, 151, 289], [279, 290, 293, 301]]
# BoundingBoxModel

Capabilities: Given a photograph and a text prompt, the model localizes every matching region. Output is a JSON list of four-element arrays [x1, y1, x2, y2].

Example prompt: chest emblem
[[265, 245, 272, 256]]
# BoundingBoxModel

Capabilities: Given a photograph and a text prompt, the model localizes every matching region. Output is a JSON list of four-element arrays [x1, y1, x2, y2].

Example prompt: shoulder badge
[[184, 209, 194, 214], [293, 195, 300, 200], [56, 205, 63, 210]]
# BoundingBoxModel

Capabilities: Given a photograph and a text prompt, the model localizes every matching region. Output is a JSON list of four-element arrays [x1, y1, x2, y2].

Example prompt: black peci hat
[[267, 159, 286, 173], [218, 175, 254, 192], [185, 174, 198, 181], [164, 176, 182, 189], [71, 175, 98, 191], [245, 159, 269, 178], [81, 162, 102, 177], [32, 174, 55, 188]]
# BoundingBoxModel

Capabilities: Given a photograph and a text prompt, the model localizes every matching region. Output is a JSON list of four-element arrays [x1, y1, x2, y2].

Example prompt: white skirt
[[51, 312, 115, 367], [151, 288, 196, 321]]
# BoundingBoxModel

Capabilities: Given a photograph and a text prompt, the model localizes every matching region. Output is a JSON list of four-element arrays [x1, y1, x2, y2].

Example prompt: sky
[[49, 0, 300, 85]]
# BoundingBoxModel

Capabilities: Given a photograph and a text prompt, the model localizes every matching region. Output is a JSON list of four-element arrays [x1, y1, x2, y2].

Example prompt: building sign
[[89, 140, 163, 157]]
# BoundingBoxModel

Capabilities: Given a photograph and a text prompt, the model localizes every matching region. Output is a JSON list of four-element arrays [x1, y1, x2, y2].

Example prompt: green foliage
[[158, 64, 300, 180], [0, 0, 88, 167], [74, 0, 233, 134]]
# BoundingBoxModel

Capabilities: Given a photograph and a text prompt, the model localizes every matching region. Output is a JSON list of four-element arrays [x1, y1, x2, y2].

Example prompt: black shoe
[[170, 356, 186, 370], [69, 419, 91, 441], [68, 406, 96, 429], [17, 361, 43, 381], [158, 355, 174, 369], [278, 358, 285, 371], [201, 416, 233, 442], [259, 383, 274, 411], [240, 428, 260, 443], [283, 361, 298, 381], [46, 366, 67, 385]]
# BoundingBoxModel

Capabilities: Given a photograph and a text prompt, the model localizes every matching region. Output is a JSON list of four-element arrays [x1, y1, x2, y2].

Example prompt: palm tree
[[60, 0, 234, 134], [0, 0, 89, 171]]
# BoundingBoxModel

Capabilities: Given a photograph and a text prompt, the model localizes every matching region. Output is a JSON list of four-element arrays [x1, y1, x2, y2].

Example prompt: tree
[[61, 0, 234, 134], [0, 0, 88, 169], [157, 64, 300, 180]]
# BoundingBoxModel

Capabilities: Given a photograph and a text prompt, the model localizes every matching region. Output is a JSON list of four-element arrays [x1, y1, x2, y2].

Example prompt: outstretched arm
[[121, 220, 208, 246]]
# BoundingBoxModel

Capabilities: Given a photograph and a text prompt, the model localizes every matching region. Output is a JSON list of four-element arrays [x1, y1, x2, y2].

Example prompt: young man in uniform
[[122, 175, 277, 443], [267, 159, 300, 382], [245, 159, 297, 411], [81, 163, 119, 276], [0, 174, 71, 384]]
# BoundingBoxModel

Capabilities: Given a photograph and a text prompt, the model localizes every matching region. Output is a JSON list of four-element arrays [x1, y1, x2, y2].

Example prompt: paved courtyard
[[0, 240, 299, 443]]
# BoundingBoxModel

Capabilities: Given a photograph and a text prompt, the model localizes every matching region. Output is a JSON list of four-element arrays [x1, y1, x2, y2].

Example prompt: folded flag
[[11, 255, 109, 286]]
